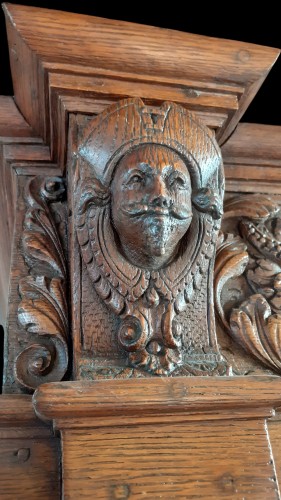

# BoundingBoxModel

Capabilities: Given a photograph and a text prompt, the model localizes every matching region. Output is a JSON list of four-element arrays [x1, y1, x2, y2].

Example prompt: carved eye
[[127, 173, 144, 185], [168, 174, 187, 190]]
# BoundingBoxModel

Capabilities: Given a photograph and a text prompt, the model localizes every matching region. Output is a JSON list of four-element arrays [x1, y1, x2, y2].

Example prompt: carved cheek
[[123, 185, 145, 207], [175, 189, 191, 209]]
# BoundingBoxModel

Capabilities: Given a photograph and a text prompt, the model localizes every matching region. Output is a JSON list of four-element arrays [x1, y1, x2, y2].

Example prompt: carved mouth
[[144, 208, 170, 216], [121, 206, 191, 220]]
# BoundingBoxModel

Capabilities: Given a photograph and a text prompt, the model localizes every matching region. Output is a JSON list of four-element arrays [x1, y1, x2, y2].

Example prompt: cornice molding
[[2, 3, 279, 169]]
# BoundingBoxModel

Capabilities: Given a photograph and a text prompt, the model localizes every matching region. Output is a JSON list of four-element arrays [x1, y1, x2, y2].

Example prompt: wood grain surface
[[268, 418, 281, 492], [61, 420, 279, 499], [1, 5, 281, 498], [2, 2, 279, 164], [0, 97, 50, 328], [0, 438, 60, 499], [0, 395, 60, 499], [33, 376, 281, 422], [33, 377, 281, 499], [222, 122, 281, 193]]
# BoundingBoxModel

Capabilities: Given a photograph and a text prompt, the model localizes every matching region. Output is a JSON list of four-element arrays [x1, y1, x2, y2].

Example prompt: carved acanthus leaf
[[15, 176, 69, 391], [215, 194, 281, 374], [23, 176, 66, 278], [214, 232, 249, 331], [230, 295, 281, 373], [224, 194, 280, 222], [15, 276, 68, 390]]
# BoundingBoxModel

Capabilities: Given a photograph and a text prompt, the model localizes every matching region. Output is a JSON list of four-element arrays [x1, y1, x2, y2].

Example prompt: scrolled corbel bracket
[[73, 97, 228, 377]]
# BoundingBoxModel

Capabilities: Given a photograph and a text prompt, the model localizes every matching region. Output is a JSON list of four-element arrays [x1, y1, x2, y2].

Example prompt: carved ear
[[192, 188, 223, 220], [76, 177, 110, 216]]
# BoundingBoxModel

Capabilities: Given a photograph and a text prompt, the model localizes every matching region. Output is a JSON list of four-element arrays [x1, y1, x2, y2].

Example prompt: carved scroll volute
[[15, 177, 69, 391], [215, 194, 281, 374], [75, 98, 226, 376]]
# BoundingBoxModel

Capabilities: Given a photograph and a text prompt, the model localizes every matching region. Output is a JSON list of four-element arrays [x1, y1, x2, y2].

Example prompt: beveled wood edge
[[0, 394, 47, 427], [3, 3, 278, 82], [32, 376, 281, 426], [222, 122, 281, 159], [52, 408, 277, 432], [0, 96, 34, 138]]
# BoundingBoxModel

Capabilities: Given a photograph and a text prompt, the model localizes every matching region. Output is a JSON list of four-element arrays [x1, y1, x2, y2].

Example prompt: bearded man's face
[[111, 144, 193, 270]]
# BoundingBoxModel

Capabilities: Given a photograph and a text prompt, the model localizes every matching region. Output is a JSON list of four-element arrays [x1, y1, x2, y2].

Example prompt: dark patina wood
[[33, 377, 281, 499], [0, 4, 281, 500], [72, 98, 225, 378]]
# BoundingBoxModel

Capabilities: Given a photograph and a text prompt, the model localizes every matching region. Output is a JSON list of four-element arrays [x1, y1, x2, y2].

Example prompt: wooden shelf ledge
[[33, 376, 281, 429], [32, 376, 281, 499]]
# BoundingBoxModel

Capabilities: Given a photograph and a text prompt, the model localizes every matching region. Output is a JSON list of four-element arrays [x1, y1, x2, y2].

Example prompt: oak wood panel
[[3, 3, 276, 82], [0, 438, 60, 500], [32, 377, 281, 499], [268, 418, 281, 490], [0, 96, 34, 138], [223, 123, 281, 160], [49, 72, 231, 167], [0, 395, 60, 499], [222, 122, 281, 194], [61, 420, 279, 499]]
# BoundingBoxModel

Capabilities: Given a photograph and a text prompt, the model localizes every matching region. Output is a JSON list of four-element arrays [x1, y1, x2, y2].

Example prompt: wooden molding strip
[[2, 2, 279, 159], [33, 376, 281, 424]]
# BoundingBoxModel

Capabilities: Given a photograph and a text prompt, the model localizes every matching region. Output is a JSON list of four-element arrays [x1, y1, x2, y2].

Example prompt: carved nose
[[151, 178, 171, 207], [152, 195, 170, 208]]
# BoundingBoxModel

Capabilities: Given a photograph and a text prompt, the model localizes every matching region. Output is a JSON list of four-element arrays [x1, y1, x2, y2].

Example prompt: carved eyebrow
[[137, 163, 154, 174], [121, 166, 147, 185], [162, 165, 175, 176], [122, 163, 153, 180], [121, 162, 187, 182]]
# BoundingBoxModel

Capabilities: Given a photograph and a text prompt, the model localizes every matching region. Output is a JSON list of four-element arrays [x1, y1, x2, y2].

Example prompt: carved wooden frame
[[1, 3, 280, 392]]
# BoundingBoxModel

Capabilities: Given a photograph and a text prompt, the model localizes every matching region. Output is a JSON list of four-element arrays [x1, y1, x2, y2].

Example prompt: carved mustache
[[121, 202, 192, 220]]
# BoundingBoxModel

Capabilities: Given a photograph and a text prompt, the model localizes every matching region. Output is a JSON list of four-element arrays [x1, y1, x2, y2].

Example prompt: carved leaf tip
[[224, 194, 280, 222], [229, 294, 281, 374], [214, 233, 249, 331]]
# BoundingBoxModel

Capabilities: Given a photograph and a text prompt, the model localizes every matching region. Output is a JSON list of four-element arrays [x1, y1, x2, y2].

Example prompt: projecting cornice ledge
[[2, 3, 280, 170]]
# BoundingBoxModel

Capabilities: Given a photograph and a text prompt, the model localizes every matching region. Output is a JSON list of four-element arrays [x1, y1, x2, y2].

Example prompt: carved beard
[[145, 216, 174, 256], [112, 209, 192, 270]]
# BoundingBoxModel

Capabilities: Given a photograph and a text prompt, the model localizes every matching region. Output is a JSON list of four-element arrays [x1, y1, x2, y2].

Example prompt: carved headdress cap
[[78, 98, 222, 188]]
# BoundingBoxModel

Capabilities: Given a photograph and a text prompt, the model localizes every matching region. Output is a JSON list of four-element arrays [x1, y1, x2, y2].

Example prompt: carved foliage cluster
[[215, 194, 281, 374], [15, 177, 69, 390]]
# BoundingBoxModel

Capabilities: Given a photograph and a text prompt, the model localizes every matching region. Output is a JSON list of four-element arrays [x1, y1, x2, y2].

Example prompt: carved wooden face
[[111, 144, 192, 269]]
